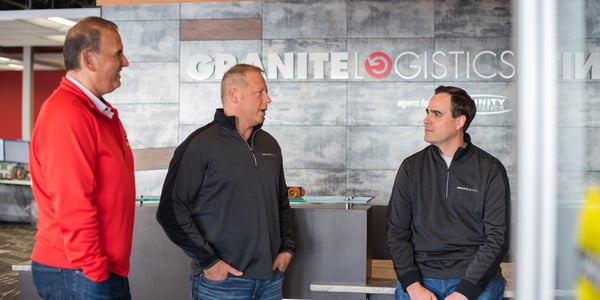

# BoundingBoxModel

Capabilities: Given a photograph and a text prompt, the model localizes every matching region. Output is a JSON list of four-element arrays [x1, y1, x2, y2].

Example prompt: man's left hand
[[272, 252, 293, 272]]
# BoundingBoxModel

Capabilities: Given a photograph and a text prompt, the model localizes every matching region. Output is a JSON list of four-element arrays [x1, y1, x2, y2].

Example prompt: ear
[[456, 115, 467, 131], [228, 87, 239, 104], [81, 49, 96, 71]]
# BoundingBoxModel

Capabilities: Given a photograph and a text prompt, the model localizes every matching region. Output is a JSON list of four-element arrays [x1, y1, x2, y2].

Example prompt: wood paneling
[[181, 18, 262, 41], [132, 147, 175, 170]]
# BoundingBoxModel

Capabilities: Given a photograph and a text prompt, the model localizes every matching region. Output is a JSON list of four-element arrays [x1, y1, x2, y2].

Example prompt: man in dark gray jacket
[[157, 64, 295, 300], [387, 86, 510, 300]]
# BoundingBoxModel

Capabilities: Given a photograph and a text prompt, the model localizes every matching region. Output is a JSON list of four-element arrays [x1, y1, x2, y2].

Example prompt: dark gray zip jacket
[[387, 134, 510, 299], [157, 109, 295, 280]]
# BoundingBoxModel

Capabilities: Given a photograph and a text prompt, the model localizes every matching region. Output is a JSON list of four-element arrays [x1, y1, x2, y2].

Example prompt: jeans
[[192, 270, 284, 300], [394, 277, 506, 300], [31, 261, 131, 300]]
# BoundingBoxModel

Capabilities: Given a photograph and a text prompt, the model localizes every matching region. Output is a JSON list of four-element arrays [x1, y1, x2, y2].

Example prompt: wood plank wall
[[181, 18, 262, 40]]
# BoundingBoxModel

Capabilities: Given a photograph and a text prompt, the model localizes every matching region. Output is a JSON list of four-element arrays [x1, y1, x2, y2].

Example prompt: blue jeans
[[192, 270, 284, 300], [31, 261, 131, 300], [394, 277, 506, 300]]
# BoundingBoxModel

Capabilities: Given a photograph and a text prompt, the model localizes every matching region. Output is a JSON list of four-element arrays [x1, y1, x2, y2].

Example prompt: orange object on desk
[[288, 186, 305, 199]]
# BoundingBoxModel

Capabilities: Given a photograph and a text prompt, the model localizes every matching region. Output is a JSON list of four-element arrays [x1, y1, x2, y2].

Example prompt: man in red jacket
[[29, 16, 135, 300]]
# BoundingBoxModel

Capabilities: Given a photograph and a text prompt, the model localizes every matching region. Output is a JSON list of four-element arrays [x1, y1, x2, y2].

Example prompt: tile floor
[[0, 222, 35, 300]]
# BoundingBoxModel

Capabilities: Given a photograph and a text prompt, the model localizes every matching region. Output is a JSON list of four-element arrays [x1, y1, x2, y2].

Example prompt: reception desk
[[284, 201, 373, 299], [16, 198, 377, 300]]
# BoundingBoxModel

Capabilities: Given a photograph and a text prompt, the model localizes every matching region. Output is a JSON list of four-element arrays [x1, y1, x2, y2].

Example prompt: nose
[[121, 54, 129, 67], [263, 93, 272, 104], [423, 114, 431, 125]]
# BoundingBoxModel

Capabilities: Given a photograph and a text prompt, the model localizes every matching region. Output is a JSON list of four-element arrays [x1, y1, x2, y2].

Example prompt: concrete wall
[[101, 0, 516, 206]]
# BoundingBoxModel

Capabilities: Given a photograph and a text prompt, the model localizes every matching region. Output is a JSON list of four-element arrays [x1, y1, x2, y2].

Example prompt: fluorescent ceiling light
[[48, 17, 76, 27], [45, 35, 66, 43], [8, 63, 23, 70]]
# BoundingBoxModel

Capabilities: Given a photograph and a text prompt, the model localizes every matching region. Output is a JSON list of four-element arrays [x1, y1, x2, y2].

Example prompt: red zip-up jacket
[[29, 77, 136, 282]]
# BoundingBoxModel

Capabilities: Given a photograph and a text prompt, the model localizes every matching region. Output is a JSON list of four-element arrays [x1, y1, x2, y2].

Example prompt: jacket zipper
[[237, 130, 258, 167], [445, 170, 450, 198]]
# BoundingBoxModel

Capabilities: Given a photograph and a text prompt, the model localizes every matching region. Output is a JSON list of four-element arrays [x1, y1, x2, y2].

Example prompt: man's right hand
[[406, 282, 437, 300], [203, 260, 243, 281]]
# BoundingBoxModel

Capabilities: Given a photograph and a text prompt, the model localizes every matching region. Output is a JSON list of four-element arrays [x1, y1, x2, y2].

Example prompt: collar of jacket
[[432, 132, 473, 161], [213, 108, 263, 134], [59, 76, 117, 118]]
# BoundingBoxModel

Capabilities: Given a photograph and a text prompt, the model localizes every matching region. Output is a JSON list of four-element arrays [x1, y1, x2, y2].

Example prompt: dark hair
[[63, 16, 119, 71], [220, 64, 264, 100], [434, 85, 476, 132]]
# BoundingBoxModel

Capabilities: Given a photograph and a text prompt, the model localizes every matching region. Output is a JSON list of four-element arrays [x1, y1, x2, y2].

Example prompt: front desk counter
[[284, 202, 373, 300], [17, 200, 380, 300]]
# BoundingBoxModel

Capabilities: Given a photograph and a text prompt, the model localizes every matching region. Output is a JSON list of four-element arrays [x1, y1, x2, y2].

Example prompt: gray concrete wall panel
[[268, 82, 347, 126], [557, 83, 591, 127], [119, 104, 178, 149], [348, 169, 397, 205], [468, 126, 514, 171], [180, 1, 262, 19], [348, 0, 435, 38], [585, 127, 600, 171], [179, 82, 221, 125], [134, 169, 167, 198], [434, 0, 511, 37], [557, 128, 586, 173], [347, 81, 433, 125], [265, 125, 347, 169], [285, 168, 347, 197], [557, 2, 585, 40], [584, 0, 600, 38], [115, 20, 179, 62], [263, 0, 347, 39], [347, 125, 426, 170], [110, 62, 179, 104], [101, 4, 179, 21]]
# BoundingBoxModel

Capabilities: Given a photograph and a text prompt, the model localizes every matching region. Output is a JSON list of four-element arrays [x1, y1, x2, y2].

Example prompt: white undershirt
[[65, 75, 114, 118], [442, 155, 453, 168]]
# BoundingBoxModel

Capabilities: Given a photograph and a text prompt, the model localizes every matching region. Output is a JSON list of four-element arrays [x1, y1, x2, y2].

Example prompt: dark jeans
[[31, 260, 131, 300], [394, 277, 506, 300], [192, 270, 284, 300]]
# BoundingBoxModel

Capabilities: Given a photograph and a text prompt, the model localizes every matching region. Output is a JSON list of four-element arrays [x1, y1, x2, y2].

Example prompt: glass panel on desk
[[288, 196, 373, 204]]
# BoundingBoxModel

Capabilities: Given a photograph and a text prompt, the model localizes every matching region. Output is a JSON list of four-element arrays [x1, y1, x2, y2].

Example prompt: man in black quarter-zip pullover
[[157, 64, 295, 300], [387, 86, 510, 300]]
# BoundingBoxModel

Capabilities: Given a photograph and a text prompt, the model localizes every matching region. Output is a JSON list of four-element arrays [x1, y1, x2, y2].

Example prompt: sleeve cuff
[[81, 256, 109, 282], [398, 270, 422, 292], [454, 279, 483, 300]]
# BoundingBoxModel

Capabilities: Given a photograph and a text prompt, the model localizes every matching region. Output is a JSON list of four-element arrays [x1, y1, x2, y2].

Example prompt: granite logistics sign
[[187, 50, 516, 81], [188, 50, 600, 81]]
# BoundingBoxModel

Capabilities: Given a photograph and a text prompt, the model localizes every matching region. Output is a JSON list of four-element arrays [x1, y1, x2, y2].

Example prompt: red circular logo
[[365, 52, 392, 79]]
